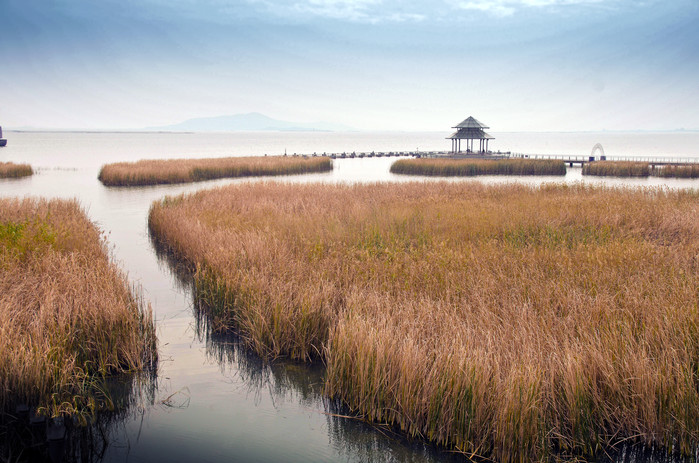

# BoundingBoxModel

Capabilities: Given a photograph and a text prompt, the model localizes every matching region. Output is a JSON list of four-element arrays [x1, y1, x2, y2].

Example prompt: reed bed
[[656, 164, 699, 178], [582, 161, 650, 177], [149, 182, 699, 461], [98, 155, 332, 186], [0, 198, 157, 416], [0, 162, 32, 179], [390, 158, 566, 176]]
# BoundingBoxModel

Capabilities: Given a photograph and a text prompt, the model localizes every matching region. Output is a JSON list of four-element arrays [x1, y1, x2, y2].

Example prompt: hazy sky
[[1, 0, 698, 131]]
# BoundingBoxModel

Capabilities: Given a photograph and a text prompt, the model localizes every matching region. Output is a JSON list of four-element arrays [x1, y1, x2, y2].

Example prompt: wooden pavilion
[[447, 116, 494, 154]]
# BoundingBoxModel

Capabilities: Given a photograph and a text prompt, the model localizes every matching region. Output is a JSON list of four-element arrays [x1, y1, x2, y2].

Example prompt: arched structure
[[591, 143, 605, 159], [447, 117, 494, 154]]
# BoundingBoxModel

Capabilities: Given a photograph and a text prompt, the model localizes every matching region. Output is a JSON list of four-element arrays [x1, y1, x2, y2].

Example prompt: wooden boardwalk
[[321, 150, 428, 159], [298, 151, 699, 167], [507, 153, 699, 167]]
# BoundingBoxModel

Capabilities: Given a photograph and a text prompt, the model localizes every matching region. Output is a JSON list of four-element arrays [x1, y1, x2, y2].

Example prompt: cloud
[[62, 0, 645, 26], [240, 0, 630, 23], [247, 0, 374, 21], [246, 0, 428, 23], [449, 0, 610, 16]]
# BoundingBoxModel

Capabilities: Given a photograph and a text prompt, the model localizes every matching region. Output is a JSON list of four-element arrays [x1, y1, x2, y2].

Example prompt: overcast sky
[[1, 0, 697, 131]]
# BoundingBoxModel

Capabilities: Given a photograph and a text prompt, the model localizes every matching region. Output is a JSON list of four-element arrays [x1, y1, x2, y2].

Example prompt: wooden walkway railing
[[507, 153, 699, 167], [294, 151, 699, 166]]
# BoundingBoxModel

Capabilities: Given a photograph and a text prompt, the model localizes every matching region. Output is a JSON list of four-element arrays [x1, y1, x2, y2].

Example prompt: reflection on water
[[151, 234, 468, 463], [0, 372, 157, 463], [194, 318, 472, 463], [598, 446, 696, 463]]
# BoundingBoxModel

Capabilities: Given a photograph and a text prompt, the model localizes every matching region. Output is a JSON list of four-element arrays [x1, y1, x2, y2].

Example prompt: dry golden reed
[[148, 181, 699, 461], [0, 198, 157, 415], [582, 161, 650, 177], [99, 155, 332, 186], [390, 158, 566, 176], [656, 164, 699, 178], [0, 162, 32, 179]]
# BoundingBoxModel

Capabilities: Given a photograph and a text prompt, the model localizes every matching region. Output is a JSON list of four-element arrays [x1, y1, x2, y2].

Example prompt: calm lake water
[[1, 130, 698, 462]]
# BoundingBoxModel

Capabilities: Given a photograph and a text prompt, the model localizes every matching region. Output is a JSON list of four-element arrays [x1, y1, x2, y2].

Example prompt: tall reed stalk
[[656, 164, 699, 178], [99, 155, 332, 186], [390, 158, 566, 176], [0, 198, 157, 416], [0, 162, 32, 178], [582, 161, 650, 177], [149, 181, 699, 461]]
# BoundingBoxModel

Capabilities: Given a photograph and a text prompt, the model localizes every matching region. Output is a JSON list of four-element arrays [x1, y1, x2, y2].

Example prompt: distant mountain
[[148, 112, 354, 132]]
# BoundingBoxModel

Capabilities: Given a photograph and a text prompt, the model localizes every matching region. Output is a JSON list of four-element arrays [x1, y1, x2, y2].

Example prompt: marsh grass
[[582, 161, 650, 177], [0, 162, 32, 179], [390, 158, 566, 176], [656, 164, 699, 178], [98, 155, 332, 186], [0, 198, 157, 417], [148, 182, 699, 461]]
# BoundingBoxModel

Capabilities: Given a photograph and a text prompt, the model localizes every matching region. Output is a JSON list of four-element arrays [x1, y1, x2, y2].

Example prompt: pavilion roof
[[447, 128, 494, 140], [453, 116, 489, 129]]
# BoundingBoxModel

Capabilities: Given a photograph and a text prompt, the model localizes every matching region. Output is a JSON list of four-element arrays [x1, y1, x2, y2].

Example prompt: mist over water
[[1, 131, 697, 462], [2, 130, 698, 171]]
